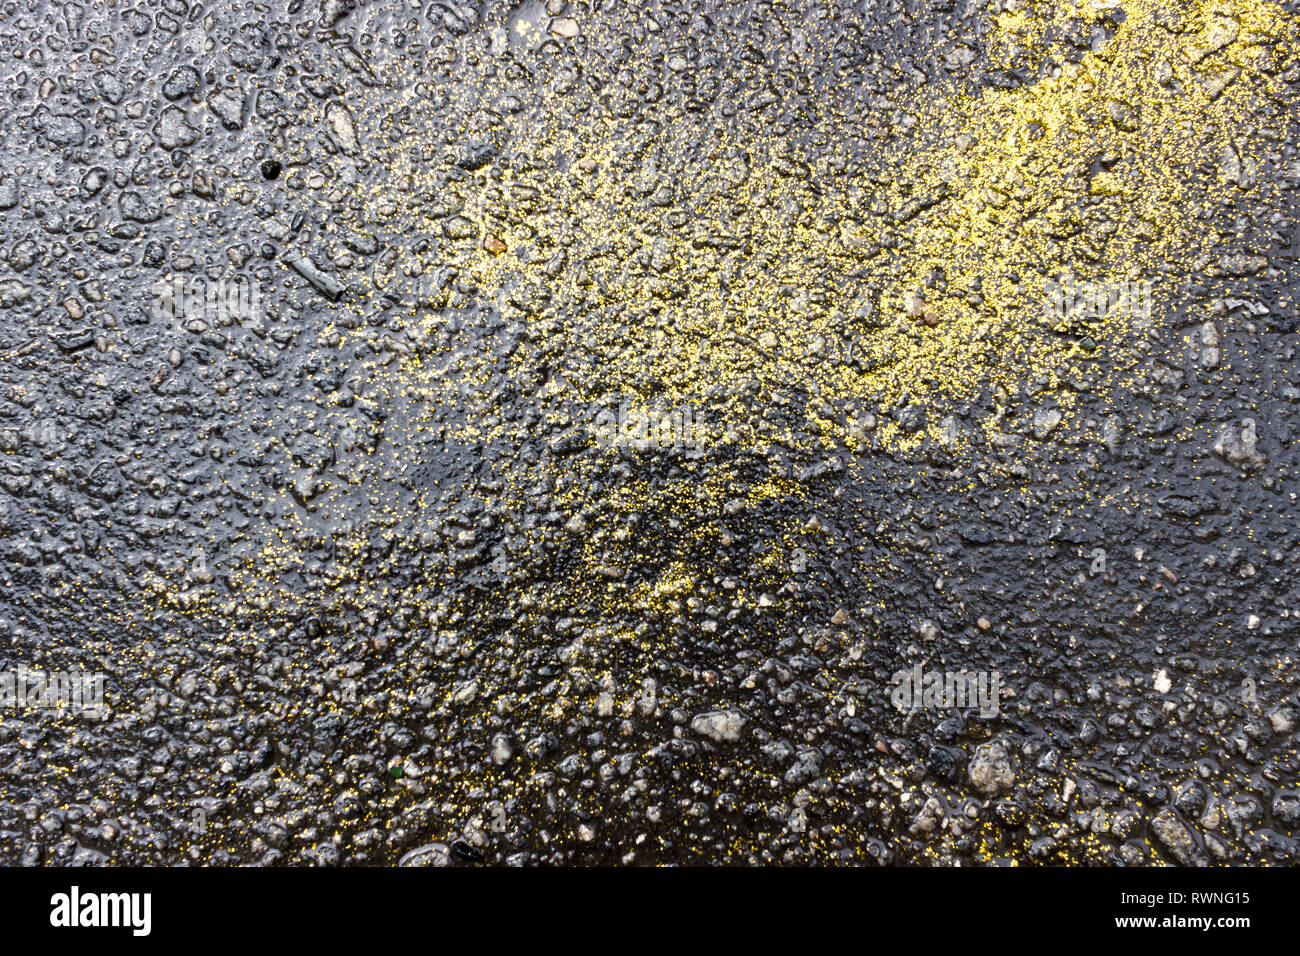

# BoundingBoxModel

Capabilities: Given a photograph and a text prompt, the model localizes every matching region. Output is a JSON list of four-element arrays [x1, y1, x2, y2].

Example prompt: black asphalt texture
[[0, 0, 1298, 866]]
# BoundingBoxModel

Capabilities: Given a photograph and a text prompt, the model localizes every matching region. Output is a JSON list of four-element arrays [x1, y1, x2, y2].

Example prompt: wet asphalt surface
[[0, 0, 1299, 866]]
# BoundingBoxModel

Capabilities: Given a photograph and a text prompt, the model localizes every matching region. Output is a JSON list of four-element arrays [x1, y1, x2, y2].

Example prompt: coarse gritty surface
[[0, 0, 1299, 865]]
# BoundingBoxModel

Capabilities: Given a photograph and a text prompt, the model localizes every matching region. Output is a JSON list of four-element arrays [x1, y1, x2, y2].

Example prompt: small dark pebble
[[52, 329, 94, 353], [451, 839, 483, 863]]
